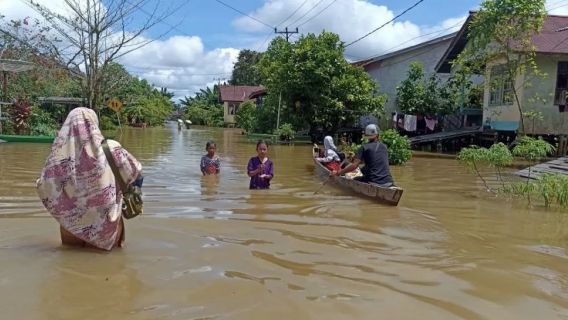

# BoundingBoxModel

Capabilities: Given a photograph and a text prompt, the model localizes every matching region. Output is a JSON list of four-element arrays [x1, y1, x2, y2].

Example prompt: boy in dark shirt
[[331, 124, 394, 187]]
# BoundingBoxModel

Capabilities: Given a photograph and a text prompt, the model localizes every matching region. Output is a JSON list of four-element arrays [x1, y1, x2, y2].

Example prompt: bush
[[235, 100, 256, 132], [380, 129, 412, 165], [274, 123, 295, 141], [338, 130, 411, 165], [28, 105, 58, 136], [99, 115, 118, 130]]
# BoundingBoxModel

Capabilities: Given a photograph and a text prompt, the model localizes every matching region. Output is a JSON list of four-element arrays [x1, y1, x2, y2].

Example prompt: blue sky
[[137, 0, 481, 51], [3, 0, 568, 98]]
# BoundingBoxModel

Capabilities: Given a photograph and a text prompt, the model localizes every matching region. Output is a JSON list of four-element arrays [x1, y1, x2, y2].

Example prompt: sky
[[2, 0, 568, 100]]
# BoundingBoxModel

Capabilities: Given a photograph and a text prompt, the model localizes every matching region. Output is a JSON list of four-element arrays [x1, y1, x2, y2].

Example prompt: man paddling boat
[[330, 124, 395, 188]]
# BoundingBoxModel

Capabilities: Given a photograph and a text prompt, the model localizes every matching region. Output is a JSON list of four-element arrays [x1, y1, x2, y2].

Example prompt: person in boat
[[247, 140, 274, 189], [201, 141, 220, 175], [36, 107, 143, 251], [330, 124, 394, 187], [315, 136, 341, 172]]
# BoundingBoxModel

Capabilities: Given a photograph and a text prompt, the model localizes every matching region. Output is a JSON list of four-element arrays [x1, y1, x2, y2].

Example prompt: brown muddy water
[[0, 124, 567, 320]]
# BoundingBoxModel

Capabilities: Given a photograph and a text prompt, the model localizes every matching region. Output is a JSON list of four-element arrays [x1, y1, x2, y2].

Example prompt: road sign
[[107, 98, 122, 112]]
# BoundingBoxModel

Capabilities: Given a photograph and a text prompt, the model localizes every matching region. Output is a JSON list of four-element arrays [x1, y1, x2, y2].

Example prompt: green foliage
[[28, 105, 58, 136], [259, 32, 385, 132], [235, 100, 256, 132], [339, 130, 411, 165], [396, 62, 481, 115], [487, 142, 513, 167], [121, 91, 172, 126], [458, 146, 490, 172], [512, 136, 555, 162], [457, 0, 547, 133], [230, 49, 263, 86], [99, 115, 118, 130], [181, 85, 224, 127], [274, 123, 295, 141], [380, 129, 412, 165], [502, 174, 568, 208], [253, 104, 276, 133], [457, 143, 513, 191]]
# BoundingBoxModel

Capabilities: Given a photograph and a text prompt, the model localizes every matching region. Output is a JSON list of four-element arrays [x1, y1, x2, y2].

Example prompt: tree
[[181, 85, 224, 127], [230, 49, 263, 86], [396, 61, 460, 115], [456, 0, 547, 133], [235, 100, 256, 132], [258, 31, 385, 133], [0, 17, 82, 101], [26, 0, 176, 109]]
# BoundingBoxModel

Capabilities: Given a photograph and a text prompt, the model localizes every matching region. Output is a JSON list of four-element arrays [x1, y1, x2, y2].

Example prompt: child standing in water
[[247, 140, 274, 189], [200, 141, 220, 175]]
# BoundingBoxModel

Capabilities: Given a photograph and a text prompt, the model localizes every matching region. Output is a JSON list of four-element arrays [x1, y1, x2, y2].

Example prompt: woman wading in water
[[37, 108, 143, 250]]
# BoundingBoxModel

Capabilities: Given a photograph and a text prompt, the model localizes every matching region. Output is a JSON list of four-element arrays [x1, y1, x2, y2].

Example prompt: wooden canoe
[[312, 148, 403, 206], [0, 134, 55, 143]]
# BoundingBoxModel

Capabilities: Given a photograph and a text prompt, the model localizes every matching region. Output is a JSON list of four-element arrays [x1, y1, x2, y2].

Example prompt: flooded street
[[0, 125, 567, 320]]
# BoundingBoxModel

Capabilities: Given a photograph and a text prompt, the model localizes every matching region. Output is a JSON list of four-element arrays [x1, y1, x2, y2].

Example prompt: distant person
[[247, 140, 274, 189], [36, 108, 143, 250], [200, 141, 220, 175], [315, 136, 341, 171], [331, 124, 394, 187]]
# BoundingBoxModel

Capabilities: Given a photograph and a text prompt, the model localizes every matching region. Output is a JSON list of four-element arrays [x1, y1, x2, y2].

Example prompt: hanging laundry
[[397, 114, 405, 129], [404, 115, 417, 132], [425, 116, 438, 131]]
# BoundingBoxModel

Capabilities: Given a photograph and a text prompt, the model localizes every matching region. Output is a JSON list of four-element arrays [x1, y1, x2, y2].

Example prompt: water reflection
[[0, 124, 567, 319]]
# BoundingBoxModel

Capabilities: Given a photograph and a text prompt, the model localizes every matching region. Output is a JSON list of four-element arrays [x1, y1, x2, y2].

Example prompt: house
[[436, 12, 568, 136], [355, 32, 457, 116], [219, 85, 266, 127]]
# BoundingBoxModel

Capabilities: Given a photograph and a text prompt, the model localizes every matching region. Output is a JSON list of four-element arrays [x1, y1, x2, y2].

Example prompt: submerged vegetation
[[458, 137, 565, 209]]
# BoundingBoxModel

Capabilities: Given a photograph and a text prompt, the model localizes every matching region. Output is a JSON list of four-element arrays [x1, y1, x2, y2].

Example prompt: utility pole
[[274, 27, 298, 42], [273, 27, 298, 130], [213, 77, 226, 87]]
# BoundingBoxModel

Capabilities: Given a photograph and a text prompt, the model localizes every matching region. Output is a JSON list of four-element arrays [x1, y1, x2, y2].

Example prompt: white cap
[[364, 124, 380, 136]]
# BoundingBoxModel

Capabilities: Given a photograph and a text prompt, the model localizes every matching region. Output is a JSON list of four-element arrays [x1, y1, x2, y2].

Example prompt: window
[[554, 61, 568, 105], [228, 103, 238, 115], [489, 65, 513, 106]]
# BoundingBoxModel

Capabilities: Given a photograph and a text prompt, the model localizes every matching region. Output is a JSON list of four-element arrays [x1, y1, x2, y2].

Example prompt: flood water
[[0, 124, 567, 320]]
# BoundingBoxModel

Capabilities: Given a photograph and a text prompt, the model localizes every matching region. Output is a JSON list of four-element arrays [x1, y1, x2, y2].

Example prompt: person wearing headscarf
[[315, 136, 341, 171], [36, 108, 143, 250]]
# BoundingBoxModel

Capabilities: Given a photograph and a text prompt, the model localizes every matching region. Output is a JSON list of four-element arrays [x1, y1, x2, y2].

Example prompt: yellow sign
[[107, 98, 122, 112]]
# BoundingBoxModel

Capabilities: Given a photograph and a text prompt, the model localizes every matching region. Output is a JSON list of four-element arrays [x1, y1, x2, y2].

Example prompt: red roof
[[219, 85, 265, 102], [437, 13, 568, 73], [531, 15, 568, 54]]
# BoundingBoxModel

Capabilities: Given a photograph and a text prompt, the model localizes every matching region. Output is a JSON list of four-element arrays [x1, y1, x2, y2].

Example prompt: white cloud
[[232, 0, 467, 60], [1, 0, 239, 100], [120, 42, 239, 99]]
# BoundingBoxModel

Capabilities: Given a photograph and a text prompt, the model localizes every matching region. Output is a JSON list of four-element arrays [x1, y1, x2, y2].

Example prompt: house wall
[[483, 54, 568, 134], [223, 101, 238, 125], [522, 55, 568, 135], [483, 57, 524, 131], [365, 38, 453, 116]]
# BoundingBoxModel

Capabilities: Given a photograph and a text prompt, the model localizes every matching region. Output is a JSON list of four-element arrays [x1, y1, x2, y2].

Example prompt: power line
[[275, 27, 299, 42], [278, 0, 310, 27], [345, 0, 426, 48], [255, 31, 276, 51], [215, 0, 274, 29], [297, 0, 339, 27], [354, 19, 465, 62], [288, 0, 327, 27]]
